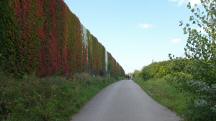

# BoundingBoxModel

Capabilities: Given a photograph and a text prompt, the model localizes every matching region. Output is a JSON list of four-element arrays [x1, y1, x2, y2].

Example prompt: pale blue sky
[[64, 0, 200, 73]]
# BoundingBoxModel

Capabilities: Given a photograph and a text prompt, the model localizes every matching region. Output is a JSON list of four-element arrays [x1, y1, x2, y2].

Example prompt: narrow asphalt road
[[71, 80, 181, 121]]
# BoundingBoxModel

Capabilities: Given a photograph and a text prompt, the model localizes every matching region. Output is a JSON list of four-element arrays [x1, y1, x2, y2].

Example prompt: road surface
[[71, 80, 181, 121]]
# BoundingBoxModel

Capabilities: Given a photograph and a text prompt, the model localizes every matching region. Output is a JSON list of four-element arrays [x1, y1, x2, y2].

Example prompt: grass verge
[[0, 73, 117, 121], [134, 78, 192, 119]]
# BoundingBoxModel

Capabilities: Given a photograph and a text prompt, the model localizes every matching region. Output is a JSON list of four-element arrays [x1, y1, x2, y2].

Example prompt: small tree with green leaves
[[181, 0, 216, 83], [180, 0, 216, 120]]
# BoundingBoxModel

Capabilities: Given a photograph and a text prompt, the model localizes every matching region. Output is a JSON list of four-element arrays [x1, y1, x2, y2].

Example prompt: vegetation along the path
[[0, 0, 125, 121], [134, 1, 216, 121]]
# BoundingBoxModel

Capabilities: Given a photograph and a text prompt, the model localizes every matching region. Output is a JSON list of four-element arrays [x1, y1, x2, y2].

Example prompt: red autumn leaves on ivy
[[0, 0, 125, 77]]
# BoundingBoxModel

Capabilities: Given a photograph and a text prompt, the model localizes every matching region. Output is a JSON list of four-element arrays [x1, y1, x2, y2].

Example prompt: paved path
[[71, 80, 181, 121]]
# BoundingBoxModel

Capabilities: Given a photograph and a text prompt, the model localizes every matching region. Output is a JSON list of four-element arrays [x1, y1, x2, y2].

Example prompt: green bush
[[182, 80, 216, 121], [140, 59, 192, 81], [164, 72, 193, 90]]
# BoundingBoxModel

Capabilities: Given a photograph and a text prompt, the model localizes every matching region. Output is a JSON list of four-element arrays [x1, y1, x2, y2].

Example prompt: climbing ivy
[[0, 0, 125, 77]]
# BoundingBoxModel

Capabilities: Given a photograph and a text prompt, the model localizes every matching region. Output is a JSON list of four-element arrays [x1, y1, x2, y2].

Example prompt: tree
[[180, 1, 216, 120], [181, 0, 216, 84]]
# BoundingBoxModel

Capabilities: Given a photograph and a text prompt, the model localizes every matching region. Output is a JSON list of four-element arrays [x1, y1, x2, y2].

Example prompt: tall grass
[[0, 72, 117, 121], [135, 78, 192, 119]]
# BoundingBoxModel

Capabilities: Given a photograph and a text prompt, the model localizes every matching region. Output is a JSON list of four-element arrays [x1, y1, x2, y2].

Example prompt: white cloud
[[169, 0, 201, 6], [170, 38, 182, 44], [138, 23, 154, 29]]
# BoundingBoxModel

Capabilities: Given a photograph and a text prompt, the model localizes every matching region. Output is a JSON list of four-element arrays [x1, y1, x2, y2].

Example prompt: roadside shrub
[[164, 72, 193, 90], [141, 62, 169, 80], [178, 1, 216, 120], [164, 72, 216, 121], [184, 80, 216, 121], [0, 73, 117, 121], [140, 59, 192, 81]]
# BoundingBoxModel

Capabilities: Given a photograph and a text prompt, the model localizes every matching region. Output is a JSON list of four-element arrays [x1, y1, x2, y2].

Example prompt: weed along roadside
[[134, 77, 192, 118], [0, 73, 122, 121], [133, 1, 216, 120], [133, 57, 216, 121]]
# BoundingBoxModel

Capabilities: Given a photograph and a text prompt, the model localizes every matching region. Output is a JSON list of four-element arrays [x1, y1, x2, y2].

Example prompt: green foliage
[[180, 0, 216, 84], [134, 59, 195, 120], [135, 78, 192, 117], [181, 80, 216, 121], [139, 59, 192, 81], [0, 73, 117, 121], [178, 0, 216, 120], [0, 0, 21, 75], [137, 58, 216, 120], [133, 1, 216, 121], [132, 70, 141, 79], [164, 72, 193, 90]]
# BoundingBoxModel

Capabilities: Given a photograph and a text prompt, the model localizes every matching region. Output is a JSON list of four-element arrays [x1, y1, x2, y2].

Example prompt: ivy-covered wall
[[0, 0, 125, 77]]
